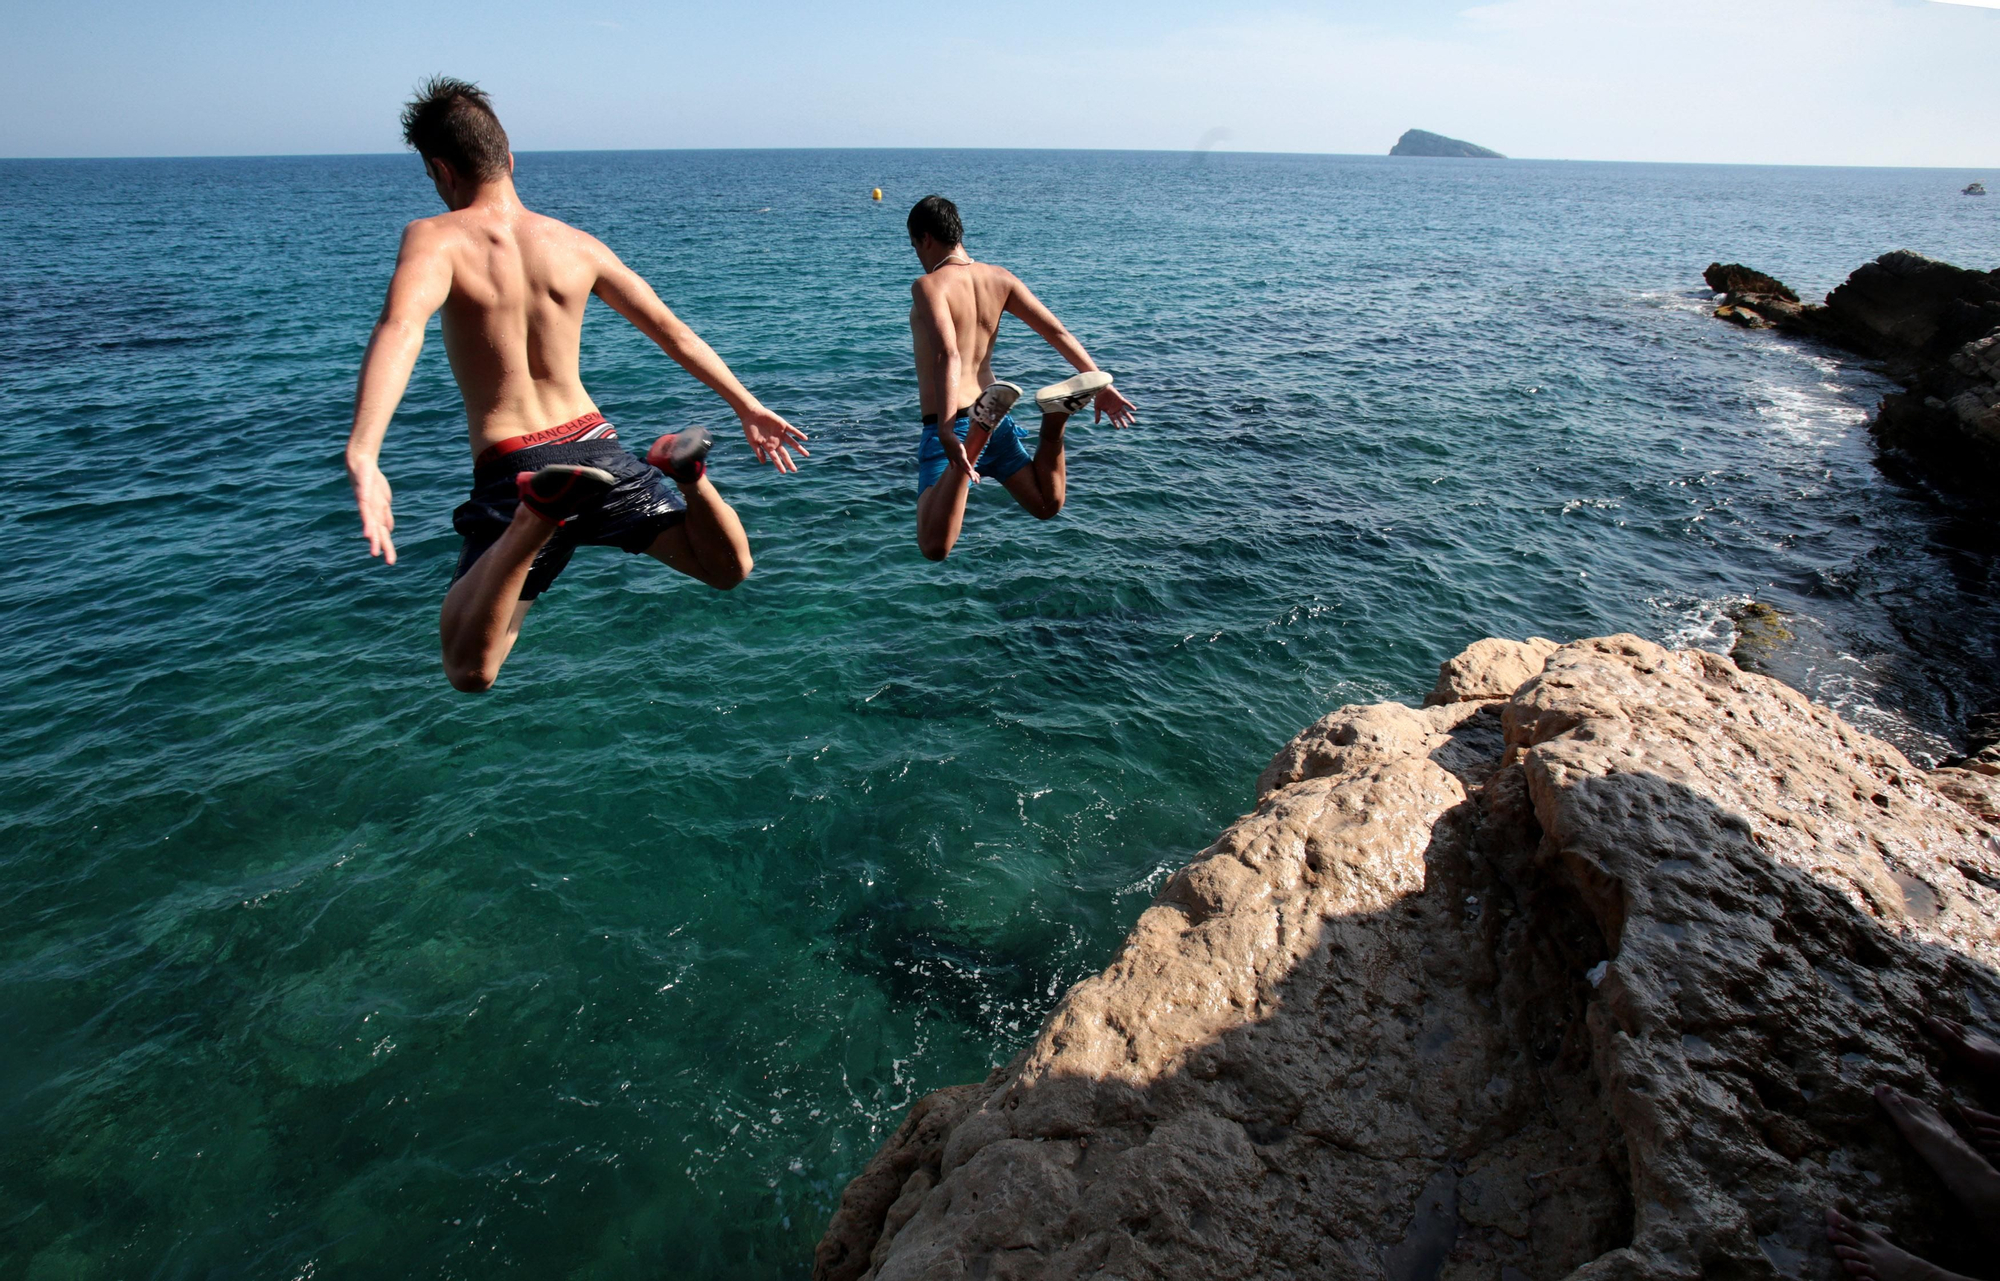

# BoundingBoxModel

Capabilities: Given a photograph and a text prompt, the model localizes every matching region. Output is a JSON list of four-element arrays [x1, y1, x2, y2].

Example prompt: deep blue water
[[2, 149, 1997, 1279]]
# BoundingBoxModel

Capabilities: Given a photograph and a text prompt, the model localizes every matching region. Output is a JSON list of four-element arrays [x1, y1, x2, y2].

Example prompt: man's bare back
[[412, 203, 604, 457], [910, 261, 1015, 422], [345, 77, 805, 692]]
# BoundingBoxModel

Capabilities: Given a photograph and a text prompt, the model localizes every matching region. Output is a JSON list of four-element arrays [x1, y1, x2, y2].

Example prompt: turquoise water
[[3, 149, 1997, 1278]]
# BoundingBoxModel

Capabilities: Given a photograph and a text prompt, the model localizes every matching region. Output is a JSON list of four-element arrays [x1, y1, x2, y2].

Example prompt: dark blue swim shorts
[[452, 417, 686, 601], [916, 413, 1032, 496]]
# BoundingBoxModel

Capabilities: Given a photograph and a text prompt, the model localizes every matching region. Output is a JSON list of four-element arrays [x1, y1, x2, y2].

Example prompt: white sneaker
[[967, 381, 1022, 430], [1035, 371, 1113, 416]]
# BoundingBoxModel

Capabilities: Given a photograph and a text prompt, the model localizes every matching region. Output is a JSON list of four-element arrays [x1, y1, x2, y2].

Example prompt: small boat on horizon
[[1966, 182, 1988, 196]]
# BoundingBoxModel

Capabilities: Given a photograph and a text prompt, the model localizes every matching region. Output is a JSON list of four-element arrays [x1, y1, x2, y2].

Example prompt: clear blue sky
[[3, 0, 1995, 165]]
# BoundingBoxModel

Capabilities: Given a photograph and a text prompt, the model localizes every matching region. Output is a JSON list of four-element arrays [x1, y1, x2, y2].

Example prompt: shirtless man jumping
[[345, 77, 807, 692], [907, 195, 1136, 561]]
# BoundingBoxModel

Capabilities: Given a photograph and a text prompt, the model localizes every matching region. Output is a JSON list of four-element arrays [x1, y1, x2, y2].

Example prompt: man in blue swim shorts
[[906, 195, 1137, 561]]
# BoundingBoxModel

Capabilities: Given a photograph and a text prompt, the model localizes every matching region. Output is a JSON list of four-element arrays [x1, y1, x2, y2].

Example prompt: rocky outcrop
[[1422, 636, 1559, 706], [1704, 252, 2000, 496], [1704, 251, 2000, 500], [1390, 129, 1505, 159], [816, 635, 2000, 1281]]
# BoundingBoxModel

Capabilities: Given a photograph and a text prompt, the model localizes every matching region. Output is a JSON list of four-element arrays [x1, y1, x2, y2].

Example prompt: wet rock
[[1714, 303, 1771, 329], [1704, 263, 1799, 302], [1705, 252, 2000, 501], [1726, 600, 1793, 676], [817, 636, 2000, 1280]]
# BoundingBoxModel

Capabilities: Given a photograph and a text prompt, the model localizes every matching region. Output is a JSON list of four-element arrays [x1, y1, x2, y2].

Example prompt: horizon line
[[0, 144, 1991, 172]]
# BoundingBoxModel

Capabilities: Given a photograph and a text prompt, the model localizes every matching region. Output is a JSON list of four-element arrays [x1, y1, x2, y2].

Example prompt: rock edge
[[816, 635, 2000, 1281]]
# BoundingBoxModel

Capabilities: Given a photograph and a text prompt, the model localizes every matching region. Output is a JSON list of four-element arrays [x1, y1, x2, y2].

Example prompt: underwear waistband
[[921, 412, 973, 428], [476, 411, 617, 468]]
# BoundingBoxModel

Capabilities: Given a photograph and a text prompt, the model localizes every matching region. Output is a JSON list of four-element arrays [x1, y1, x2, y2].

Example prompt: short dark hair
[[907, 195, 962, 247], [400, 76, 511, 182]]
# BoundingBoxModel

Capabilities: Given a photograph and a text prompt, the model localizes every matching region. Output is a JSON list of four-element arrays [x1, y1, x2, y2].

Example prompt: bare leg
[[1825, 1208, 1978, 1281], [439, 507, 557, 693], [916, 421, 993, 562], [1000, 411, 1068, 521], [1957, 1102, 2000, 1163], [1877, 1087, 2000, 1238], [646, 474, 753, 588]]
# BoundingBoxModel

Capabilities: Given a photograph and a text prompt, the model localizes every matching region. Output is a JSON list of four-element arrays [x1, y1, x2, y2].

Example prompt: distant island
[[1389, 128, 1505, 159]]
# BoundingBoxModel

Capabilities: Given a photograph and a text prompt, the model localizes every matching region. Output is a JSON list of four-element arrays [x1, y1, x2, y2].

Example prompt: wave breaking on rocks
[[1705, 251, 2000, 500], [815, 636, 2000, 1280]]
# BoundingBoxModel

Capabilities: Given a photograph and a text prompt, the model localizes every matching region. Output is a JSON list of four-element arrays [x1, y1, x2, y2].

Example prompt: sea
[[2, 149, 1996, 1279]]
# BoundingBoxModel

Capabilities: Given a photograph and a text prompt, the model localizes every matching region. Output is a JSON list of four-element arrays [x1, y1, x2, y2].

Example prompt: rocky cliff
[[1705, 252, 2000, 497], [1391, 130, 1505, 160], [814, 636, 2000, 1281]]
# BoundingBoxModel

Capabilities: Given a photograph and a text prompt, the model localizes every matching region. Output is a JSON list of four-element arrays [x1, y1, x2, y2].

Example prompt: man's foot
[[1876, 1086, 2000, 1235], [1825, 1208, 1978, 1281], [968, 382, 1022, 431], [646, 428, 714, 484], [515, 464, 616, 523], [1927, 1017, 2000, 1082], [1035, 370, 1112, 416]]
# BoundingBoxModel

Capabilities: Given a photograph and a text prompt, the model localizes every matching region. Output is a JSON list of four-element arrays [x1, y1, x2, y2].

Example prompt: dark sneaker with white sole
[[646, 427, 715, 483], [1035, 370, 1114, 416], [515, 464, 617, 523], [967, 382, 1022, 431]]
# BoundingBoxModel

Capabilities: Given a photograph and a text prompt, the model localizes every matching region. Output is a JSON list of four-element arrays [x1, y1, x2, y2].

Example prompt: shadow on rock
[[816, 636, 2000, 1281]]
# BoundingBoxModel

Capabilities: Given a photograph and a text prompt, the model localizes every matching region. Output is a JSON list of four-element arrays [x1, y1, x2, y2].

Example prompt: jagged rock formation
[[815, 636, 2000, 1281], [1704, 252, 2000, 496], [1390, 129, 1505, 159]]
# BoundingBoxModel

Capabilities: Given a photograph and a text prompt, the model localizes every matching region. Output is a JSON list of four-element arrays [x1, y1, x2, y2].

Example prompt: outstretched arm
[[591, 244, 808, 473], [346, 222, 453, 565], [1003, 276, 1138, 427], [912, 280, 977, 480]]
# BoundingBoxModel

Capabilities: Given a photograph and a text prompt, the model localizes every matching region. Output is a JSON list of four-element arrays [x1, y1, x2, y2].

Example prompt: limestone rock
[[1423, 636, 1560, 707], [1390, 129, 1505, 159], [817, 636, 2000, 1281], [1930, 767, 2000, 828]]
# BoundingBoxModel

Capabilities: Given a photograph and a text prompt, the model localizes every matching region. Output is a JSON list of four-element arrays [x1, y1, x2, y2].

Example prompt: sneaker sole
[[517, 465, 617, 521], [1035, 370, 1113, 415], [646, 427, 715, 480], [968, 382, 1023, 430]]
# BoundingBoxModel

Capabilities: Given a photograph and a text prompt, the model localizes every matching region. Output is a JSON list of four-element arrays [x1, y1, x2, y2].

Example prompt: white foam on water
[[1650, 592, 1752, 654]]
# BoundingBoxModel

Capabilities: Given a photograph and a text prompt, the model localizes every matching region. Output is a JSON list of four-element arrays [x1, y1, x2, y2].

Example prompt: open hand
[[740, 404, 810, 473], [351, 462, 397, 565], [1094, 385, 1138, 428]]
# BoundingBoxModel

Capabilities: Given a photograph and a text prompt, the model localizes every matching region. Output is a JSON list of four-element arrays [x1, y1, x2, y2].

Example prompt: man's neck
[[920, 243, 972, 272], [448, 176, 521, 214]]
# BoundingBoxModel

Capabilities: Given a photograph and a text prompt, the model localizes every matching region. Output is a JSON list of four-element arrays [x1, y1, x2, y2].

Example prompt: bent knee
[[1030, 499, 1064, 521], [918, 538, 950, 562], [446, 665, 496, 694]]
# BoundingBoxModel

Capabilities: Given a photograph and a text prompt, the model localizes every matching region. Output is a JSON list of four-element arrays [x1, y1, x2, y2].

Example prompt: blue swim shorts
[[916, 413, 1032, 496]]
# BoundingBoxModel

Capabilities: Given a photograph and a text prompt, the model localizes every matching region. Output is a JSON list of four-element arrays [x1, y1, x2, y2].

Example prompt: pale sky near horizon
[[1, 0, 1994, 166]]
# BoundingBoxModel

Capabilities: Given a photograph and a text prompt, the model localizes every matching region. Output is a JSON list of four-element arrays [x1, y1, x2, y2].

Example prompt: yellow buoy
[[871, 188, 883, 201]]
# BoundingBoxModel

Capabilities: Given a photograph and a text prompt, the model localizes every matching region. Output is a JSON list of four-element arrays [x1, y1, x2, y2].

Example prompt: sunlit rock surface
[[815, 636, 2000, 1281]]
